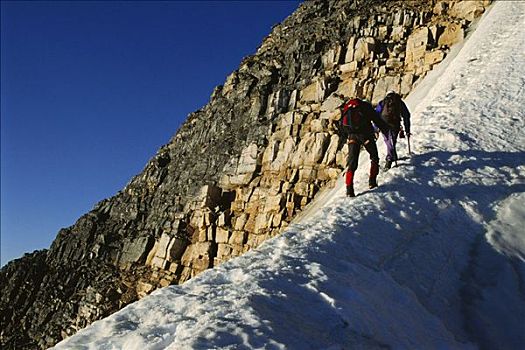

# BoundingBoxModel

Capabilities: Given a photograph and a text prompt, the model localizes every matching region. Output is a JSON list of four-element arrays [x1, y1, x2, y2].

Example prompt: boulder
[[217, 211, 230, 227], [294, 182, 311, 197], [405, 27, 430, 70], [277, 111, 295, 130], [234, 213, 248, 231], [438, 22, 464, 47], [391, 26, 406, 41], [300, 78, 328, 103], [262, 140, 280, 167], [264, 194, 284, 213], [236, 143, 260, 175], [181, 242, 214, 270], [216, 243, 232, 260], [274, 89, 291, 114], [344, 37, 356, 63], [433, 1, 447, 15], [449, 1, 486, 22], [299, 167, 318, 182], [154, 233, 171, 260], [354, 37, 376, 62], [266, 137, 296, 172], [336, 75, 360, 98], [400, 73, 414, 96], [290, 132, 330, 167], [220, 143, 260, 189], [146, 233, 179, 269], [215, 227, 230, 244], [228, 231, 246, 245], [119, 236, 152, 268], [254, 212, 272, 233], [320, 93, 345, 120], [340, 62, 358, 74], [321, 134, 340, 165], [424, 49, 445, 67], [136, 281, 154, 299], [310, 119, 328, 133], [322, 45, 342, 70], [386, 58, 403, 70]]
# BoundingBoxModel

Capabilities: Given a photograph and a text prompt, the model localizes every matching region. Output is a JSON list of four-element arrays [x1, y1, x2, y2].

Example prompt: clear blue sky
[[1, 0, 301, 266]]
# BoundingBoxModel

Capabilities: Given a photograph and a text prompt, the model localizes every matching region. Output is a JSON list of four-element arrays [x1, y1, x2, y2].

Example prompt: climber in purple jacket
[[375, 91, 411, 169]]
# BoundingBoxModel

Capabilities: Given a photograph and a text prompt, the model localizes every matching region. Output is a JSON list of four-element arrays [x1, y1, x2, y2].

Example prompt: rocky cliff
[[0, 0, 491, 348]]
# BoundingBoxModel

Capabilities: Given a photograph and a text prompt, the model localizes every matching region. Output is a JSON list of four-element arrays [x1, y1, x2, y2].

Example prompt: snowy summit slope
[[53, 2, 525, 349]]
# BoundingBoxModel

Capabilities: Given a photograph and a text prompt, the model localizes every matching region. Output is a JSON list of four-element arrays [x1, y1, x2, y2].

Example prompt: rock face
[[0, 0, 491, 348]]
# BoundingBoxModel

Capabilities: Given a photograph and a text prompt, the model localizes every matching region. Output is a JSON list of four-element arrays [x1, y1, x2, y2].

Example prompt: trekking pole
[[407, 134, 412, 155]]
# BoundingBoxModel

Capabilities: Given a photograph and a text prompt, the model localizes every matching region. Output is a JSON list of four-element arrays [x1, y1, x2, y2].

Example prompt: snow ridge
[[53, 2, 525, 349]]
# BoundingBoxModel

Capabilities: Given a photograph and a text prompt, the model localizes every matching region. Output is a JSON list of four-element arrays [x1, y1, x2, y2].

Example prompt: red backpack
[[341, 98, 364, 132]]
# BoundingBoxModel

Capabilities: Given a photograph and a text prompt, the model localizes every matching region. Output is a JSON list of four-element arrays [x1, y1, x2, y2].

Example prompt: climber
[[375, 91, 411, 169], [338, 98, 390, 197]]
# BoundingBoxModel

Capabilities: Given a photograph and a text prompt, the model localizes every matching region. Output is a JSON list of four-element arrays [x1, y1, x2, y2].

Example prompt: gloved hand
[[399, 129, 405, 138]]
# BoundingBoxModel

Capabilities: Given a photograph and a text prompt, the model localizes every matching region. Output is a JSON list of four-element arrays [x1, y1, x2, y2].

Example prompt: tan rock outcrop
[[438, 22, 464, 47], [449, 0, 487, 22]]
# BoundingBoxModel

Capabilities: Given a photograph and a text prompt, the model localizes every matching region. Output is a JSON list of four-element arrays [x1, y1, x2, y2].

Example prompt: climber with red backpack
[[338, 98, 390, 197], [375, 91, 411, 169]]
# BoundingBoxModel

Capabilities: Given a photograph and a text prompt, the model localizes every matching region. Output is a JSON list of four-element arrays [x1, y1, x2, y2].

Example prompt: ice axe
[[400, 128, 412, 156]]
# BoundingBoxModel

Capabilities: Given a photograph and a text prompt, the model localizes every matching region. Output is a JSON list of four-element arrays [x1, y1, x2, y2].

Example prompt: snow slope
[[53, 2, 525, 349]]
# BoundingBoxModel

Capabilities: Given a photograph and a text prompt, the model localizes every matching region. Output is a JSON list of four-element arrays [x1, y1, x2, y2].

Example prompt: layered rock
[[0, 0, 491, 348]]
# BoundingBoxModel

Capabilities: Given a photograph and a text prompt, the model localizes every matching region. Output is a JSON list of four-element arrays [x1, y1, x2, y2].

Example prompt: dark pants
[[345, 134, 379, 186]]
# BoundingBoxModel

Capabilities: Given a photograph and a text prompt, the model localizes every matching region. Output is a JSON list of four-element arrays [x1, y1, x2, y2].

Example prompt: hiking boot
[[369, 178, 378, 189], [384, 160, 392, 170], [346, 185, 355, 197]]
